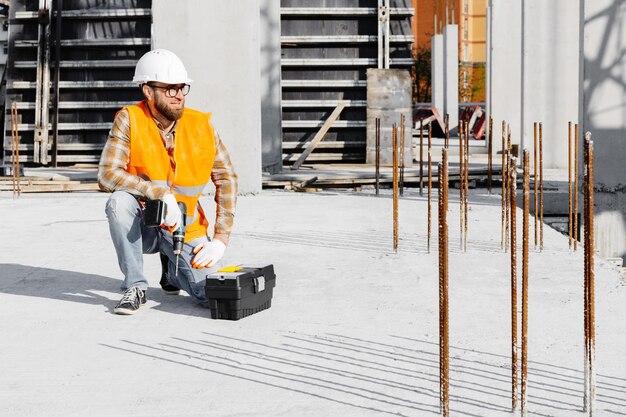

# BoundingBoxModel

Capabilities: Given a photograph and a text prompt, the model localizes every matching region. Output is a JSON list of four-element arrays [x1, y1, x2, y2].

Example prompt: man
[[98, 49, 238, 315]]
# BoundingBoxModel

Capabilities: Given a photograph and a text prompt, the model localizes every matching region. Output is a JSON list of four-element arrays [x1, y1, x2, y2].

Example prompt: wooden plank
[[0, 183, 100, 192], [291, 102, 347, 170], [0, 179, 82, 186], [283, 140, 363, 150]]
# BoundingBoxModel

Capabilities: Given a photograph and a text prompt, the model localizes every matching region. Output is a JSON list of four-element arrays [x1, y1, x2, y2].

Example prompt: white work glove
[[192, 239, 226, 269], [161, 193, 182, 228]]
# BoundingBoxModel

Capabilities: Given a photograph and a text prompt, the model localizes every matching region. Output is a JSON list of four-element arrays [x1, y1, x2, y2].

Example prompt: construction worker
[[98, 49, 238, 315]]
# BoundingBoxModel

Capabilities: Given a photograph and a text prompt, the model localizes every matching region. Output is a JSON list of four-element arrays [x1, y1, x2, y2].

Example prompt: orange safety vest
[[125, 100, 216, 242]]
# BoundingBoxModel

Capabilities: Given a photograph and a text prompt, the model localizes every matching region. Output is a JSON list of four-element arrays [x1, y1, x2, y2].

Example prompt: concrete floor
[[0, 189, 624, 416]]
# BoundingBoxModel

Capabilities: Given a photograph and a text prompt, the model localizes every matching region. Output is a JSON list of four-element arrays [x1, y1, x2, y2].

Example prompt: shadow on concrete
[[390, 335, 626, 414], [235, 229, 505, 255], [0, 263, 210, 318], [98, 330, 626, 416], [100, 333, 483, 417]]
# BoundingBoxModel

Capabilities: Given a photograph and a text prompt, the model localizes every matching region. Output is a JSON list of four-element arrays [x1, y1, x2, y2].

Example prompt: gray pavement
[[0, 189, 624, 416]]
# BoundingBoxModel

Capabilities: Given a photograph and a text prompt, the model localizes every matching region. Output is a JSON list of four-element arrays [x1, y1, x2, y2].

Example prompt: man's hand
[[192, 239, 226, 269], [162, 193, 182, 228]]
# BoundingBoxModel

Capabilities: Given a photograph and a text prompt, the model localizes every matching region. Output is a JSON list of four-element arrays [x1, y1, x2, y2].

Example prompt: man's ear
[[142, 84, 153, 101]]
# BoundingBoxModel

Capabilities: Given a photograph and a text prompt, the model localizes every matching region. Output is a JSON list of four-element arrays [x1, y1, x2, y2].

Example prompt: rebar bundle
[[438, 149, 449, 417], [583, 133, 596, 415]]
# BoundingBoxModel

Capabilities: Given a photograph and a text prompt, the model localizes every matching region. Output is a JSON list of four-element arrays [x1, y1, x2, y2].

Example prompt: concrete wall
[[260, 0, 282, 175], [582, 0, 626, 262], [491, 0, 579, 165], [152, 0, 262, 194]]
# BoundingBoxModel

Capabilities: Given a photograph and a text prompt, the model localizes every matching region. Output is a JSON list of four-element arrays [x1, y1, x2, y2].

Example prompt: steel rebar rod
[[488, 117, 493, 194], [420, 118, 424, 196], [583, 133, 596, 414], [460, 120, 465, 249], [11, 102, 17, 199], [574, 124, 579, 251], [522, 150, 530, 416], [539, 122, 543, 252], [510, 156, 518, 412], [11, 101, 21, 199], [400, 114, 405, 197], [445, 113, 450, 149], [463, 121, 469, 252], [583, 138, 589, 412], [439, 148, 450, 417], [375, 118, 381, 195], [428, 124, 433, 253], [502, 121, 506, 249], [534, 123, 539, 249], [569, 122, 573, 249], [393, 124, 399, 252], [505, 127, 512, 252]]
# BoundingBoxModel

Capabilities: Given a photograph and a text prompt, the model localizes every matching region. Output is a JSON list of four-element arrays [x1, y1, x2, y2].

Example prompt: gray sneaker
[[114, 287, 147, 315]]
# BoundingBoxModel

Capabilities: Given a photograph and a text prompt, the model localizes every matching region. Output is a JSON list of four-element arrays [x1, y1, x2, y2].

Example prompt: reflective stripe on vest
[[124, 101, 216, 242]]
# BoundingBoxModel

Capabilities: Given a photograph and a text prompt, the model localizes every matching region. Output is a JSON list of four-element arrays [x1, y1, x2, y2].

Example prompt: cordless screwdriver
[[172, 201, 187, 276]]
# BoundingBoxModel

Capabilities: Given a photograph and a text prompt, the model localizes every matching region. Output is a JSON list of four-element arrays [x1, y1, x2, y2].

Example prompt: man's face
[[147, 83, 188, 122]]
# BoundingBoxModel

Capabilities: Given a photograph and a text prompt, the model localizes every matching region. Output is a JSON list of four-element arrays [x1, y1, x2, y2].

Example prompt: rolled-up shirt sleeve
[[211, 131, 238, 236], [97, 109, 170, 200]]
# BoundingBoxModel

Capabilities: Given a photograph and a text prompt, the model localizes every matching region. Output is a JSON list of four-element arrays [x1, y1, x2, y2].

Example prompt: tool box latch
[[254, 275, 266, 293]]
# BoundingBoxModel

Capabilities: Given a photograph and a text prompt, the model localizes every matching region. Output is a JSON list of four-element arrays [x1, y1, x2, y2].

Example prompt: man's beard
[[154, 95, 184, 122]]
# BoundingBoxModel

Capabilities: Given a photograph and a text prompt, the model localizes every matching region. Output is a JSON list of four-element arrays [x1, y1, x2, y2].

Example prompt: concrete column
[[443, 24, 459, 136], [366, 69, 412, 166], [152, 0, 262, 194], [522, 0, 579, 169], [260, 0, 283, 175], [490, 0, 522, 154], [431, 34, 444, 116]]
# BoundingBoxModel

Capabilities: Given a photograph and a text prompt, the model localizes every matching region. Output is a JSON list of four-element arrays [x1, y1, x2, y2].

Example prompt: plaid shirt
[[98, 107, 238, 236]]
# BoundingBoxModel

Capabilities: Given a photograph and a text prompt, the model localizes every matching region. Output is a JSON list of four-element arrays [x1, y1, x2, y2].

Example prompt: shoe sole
[[114, 303, 146, 315], [163, 289, 180, 295]]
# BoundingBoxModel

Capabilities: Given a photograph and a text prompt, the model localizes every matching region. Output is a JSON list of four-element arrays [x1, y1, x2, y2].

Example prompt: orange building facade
[[411, 0, 486, 102]]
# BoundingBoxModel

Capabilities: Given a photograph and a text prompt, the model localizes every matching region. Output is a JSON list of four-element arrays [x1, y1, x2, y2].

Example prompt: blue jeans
[[104, 191, 221, 306]]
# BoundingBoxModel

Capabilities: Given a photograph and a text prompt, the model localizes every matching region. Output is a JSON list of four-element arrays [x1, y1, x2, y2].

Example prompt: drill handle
[[176, 201, 187, 228]]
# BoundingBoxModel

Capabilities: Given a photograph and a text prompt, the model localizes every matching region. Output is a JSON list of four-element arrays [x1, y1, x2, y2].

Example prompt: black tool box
[[205, 265, 276, 320]]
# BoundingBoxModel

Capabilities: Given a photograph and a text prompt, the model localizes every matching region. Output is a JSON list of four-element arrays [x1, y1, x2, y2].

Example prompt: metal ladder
[[3, 0, 152, 167]]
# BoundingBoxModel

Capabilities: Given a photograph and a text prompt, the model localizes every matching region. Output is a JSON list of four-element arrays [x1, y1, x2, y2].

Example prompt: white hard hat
[[132, 49, 193, 85]]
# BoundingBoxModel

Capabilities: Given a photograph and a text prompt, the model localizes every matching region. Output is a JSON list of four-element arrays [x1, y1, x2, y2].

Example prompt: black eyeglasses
[[147, 83, 191, 97]]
